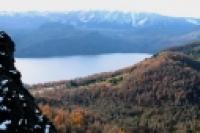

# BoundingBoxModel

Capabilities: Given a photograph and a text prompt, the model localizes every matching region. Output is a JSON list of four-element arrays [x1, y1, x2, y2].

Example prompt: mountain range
[[1, 11, 200, 57], [1, 12, 200, 133]]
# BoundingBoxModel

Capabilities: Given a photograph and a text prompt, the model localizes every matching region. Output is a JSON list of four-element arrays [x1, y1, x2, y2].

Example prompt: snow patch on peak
[[130, 13, 149, 27], [186, 19, 200, 25], [138, 18, 148, 26]]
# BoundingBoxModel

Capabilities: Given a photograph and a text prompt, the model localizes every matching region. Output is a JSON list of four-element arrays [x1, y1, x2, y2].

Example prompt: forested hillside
[[165, 42, 200, 60], [30, 42, 200, 133]]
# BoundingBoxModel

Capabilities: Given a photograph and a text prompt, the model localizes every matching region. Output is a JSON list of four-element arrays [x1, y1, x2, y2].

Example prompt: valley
[[1, 1, 200, 133], [29, 42, 200, 133]]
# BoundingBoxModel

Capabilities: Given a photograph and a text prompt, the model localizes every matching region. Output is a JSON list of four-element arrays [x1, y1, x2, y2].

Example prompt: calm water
[[15, 53, 151, 84]]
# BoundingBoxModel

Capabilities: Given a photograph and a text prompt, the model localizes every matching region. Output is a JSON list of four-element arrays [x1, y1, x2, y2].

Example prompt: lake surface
[[15, 53, 152, 84]]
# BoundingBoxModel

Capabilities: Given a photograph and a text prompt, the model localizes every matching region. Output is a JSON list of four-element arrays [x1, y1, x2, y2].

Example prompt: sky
[[0, 0, 199, 18]]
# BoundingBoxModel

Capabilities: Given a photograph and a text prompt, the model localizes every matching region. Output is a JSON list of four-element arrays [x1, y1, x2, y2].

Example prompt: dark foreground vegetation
[[30, 42, 200, 133], [0, 31, 56, 132]]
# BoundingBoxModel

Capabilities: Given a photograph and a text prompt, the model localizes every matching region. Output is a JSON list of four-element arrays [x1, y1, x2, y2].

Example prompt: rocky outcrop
[[0, 31, 57, 133]]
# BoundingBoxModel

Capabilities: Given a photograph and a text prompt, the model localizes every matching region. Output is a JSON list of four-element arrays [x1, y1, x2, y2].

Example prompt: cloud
[[0, 0, 199, 18]]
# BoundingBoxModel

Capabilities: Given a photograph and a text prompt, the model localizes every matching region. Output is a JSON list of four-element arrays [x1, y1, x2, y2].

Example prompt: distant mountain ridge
[[1, 11, 200, 28], [1, 11, 200, 57]]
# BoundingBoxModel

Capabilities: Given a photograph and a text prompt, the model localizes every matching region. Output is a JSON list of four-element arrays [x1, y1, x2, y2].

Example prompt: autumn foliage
[[40, 105, 133, 133], [32, 48, 200, 133]]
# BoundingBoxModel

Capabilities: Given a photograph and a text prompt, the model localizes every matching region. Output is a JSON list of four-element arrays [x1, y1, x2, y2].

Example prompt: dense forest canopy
[[30, 42, 200, 133]]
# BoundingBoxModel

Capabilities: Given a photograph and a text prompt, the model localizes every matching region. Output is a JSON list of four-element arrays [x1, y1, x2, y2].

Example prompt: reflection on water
[[15, 53, 151, 84]]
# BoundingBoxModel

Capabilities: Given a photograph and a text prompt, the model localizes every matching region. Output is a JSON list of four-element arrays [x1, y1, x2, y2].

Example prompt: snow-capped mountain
[[1, 10, 200, 29], [47, 11, 200, 28], [0, 10, 200, 57], [186, 18, 200, 25]]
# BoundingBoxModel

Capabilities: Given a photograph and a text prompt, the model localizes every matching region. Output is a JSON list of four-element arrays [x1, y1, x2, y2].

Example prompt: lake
[[15, 53, 152, 84]]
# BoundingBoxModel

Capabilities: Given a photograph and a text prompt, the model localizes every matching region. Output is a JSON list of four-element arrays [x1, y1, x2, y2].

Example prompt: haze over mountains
[[1, 11, 200, 57]]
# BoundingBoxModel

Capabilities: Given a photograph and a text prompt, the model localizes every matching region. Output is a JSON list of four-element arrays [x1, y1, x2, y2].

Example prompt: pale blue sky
[[0, 0, 199, 18]]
